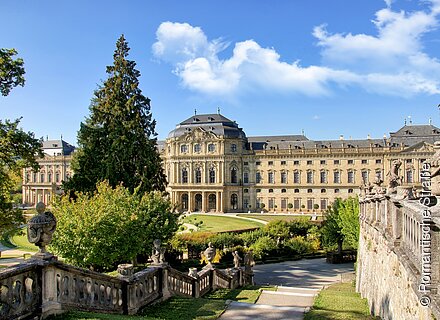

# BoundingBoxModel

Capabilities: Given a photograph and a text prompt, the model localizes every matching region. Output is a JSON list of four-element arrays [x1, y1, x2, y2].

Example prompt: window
[[209, 168, 216, 183], [320, 160, 326, 165], [26, 173, 30, 183], [256, 198, 261, 209], [182, 168, 188, 183], [375, 159, 382, 164], [244, 198, 249, 209], [361, 170, 368, 183], [281, 172, 287, 184], [208, 143, 216, 152], [194, 144, 201, 153], [268, 161, 274, 165], [307, 171, 313, 184], [231, 144, 237, 152], [406, 159, 412, 164], [268, 172, 274, 183], [294, 189, 300, 193], [180, 144, 188, 153], [55, 173, 60, 183], [334, 160, 340, 165], [33, 173, 37, 182], [256, 188, 261, 192], [307, 188, 313, 193], [48, 172, 52, 182], [256, 172, 261, 183], [244, 188, 249, 193], [281, 188, 287, 193], [348, 171, 354, 184], [361, 159, 368, 164], [256, 161, 261, 165], [231, 194, 238, 210], [348, 189, 354, 193], [294, 171, 300, 184], [320, 171, 327, 184], [195, 168, 202, 183], [243, 172, 249, 184], [294, 199, 300, 209], [281, 198, 287, 209], [307, 199, 313, 210], [294, 160, 300, 165], [333, 171, 340, 184], [268, 198, 275, 209], [321, 199, 327, 210], [321, 189, 326, 193], [307, 160, 313, 165], [244, 161, 249, 166], [348, 159, 354, 165], [406, 170, 414, 183], [40, 173, 45, 183], [376, 171, 382, 180], [269, 189, 274, 193], [335, 189, 340, 193], [281, 161, 286, 165], [231, 167, 238, 183]]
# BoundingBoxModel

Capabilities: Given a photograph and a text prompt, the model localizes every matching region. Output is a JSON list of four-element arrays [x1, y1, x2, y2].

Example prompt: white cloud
[[153, 1, 440, 97]]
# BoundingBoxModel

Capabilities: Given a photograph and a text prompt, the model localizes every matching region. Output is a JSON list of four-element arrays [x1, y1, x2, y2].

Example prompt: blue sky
[[1, 0, 440, 144]]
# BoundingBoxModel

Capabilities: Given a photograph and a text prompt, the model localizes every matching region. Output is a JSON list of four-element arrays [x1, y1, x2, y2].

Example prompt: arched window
[[40, 172, 45, 183], [209, 168, 216, 184], [181, 194, 189, 210], [181, 168, 188, 183], [55, 172, 60, 183], [48, 172, 52, 183], [195, 167, 202, 183], [231, 167, 238, 183], [243, 172, 249, 184], [208, 143, 216, 152], [231, 194, 238, 210], [194, 143, 201, 153], [208, 194, 216, 211]]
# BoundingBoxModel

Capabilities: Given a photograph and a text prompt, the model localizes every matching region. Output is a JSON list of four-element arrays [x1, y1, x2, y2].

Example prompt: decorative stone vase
[[188, 267, 199, 278], [203, 242, 216, 268], [27, 202, 57, 260], [117, 264, 134, 278]]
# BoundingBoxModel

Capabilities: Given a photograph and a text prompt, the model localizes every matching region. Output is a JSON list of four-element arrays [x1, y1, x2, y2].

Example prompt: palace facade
[[22, 139, 75, 206], [162, 113, 440, 213]]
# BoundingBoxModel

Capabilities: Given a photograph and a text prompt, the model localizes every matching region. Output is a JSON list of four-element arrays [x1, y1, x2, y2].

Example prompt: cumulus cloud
[[153, 1, 440, 97]]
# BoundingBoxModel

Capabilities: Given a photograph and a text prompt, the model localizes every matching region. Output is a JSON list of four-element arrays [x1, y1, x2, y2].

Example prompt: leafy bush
[[250, 236, 277, 260], [288, 217, 314, 237], [51, 181, 178, 271], [209, 232, 243, 249], [264, 220, 290, 242], [285, 236, 313, 255], [239, 229, 267, 247]]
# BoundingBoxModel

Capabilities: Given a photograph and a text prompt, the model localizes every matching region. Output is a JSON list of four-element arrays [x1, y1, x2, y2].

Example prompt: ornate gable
[[178, 127, 218, 142], [399, 141, 435, 154]]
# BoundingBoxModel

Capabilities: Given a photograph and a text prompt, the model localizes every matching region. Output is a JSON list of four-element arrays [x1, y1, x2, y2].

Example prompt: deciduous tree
[[0, 48, 25, 96], [65, 35, 166, 195]]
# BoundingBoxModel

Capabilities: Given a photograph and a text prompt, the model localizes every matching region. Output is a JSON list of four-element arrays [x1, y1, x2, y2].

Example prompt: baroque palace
[[23, 113, 440, 212], [162, 113, 440, 213]]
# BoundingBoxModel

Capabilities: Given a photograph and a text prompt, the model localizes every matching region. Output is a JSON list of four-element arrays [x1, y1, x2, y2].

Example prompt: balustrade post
[[41, 262, 63, 318], [391, 198, 403, 244], [161, 266, 171, 299], [188, 267, 200, 298]]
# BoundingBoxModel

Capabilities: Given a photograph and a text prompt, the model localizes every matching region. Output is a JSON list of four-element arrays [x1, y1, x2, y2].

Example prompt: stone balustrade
[[0, 257, 252, 319], [357, 191, 440, 319]]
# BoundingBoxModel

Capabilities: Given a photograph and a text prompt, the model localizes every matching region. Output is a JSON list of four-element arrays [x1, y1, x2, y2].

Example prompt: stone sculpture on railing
[[188, 267, 199, 278], [27, 202, 57, 260], [372, 172, 386, 195], [232, 250, 242, 269], [386, 159, 402, 194], [243, 249, 255, 285], [151, 239, 166, 265], [203, 242, 216, 268]]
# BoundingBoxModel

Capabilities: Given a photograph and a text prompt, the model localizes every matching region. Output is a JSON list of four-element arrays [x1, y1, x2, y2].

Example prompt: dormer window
[[433, 129, 440, 134], [404, 130, 413, 135], [193, 117, 200, 122], [52, 144, 58, 147], [208, 117, 215, 121]]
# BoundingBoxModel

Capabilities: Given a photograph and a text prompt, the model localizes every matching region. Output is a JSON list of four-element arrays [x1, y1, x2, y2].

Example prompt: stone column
[[220, 192, 224, 213], [202, 191, 206, 213], [188, 192, 192, 212]]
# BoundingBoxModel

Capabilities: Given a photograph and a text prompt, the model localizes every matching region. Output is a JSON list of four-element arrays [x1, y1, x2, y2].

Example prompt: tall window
[[333, 171, 340, 184], [194, 143, 201, 153], [320, 171, 327, 184], [347, 171, 354, 184], [294, 199, 300, 209], [231, 144, 237, 152], [281, 172, 287, 184], [182, 168, 188, 183], [406, 170, 413, 183], [195, 168, 202, 183], [293, 171, 300, 183], [209, 168, 216, 183], [243, 172, 249, 184], [231, 194, 238, 210], [307, 171, 313, 184], [321, 199, 327, 210], [40, 172, 45, 183], [55, 173, 60, 183], [256, 172, 261, 183], [180, 144, 188, 153], [268, 198, 275, 209], [48, 172, 52, 183], [307, 199, 313, 210], [361, 170, 368, 183], [231, 167, 238, 183], [268, 172, 274, 184], [208, 143, 216, 152]]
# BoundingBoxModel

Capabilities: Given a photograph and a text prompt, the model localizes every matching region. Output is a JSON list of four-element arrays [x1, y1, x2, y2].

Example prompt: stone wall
[[356, 194, 440, 319]]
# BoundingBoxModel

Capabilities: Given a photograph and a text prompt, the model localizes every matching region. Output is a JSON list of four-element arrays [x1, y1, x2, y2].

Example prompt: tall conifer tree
[[66, 35, 166, 194]]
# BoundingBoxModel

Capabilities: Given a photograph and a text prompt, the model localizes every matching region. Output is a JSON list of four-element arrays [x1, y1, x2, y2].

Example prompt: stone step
[[257, 290, 315, 307], [219, 301, 307, 320], [276, 285, 321, 294]]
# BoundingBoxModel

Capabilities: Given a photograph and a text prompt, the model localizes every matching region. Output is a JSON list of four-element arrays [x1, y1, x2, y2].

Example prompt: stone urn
[[188, 267, 199, 278], [27, 202, 57, 260], [203, 242, 216, 268]]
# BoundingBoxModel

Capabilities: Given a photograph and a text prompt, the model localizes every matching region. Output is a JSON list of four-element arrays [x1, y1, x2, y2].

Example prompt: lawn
[[47, 285, 273, 320], [237, 214, 323, 223], [183, 214, 264, 233], [10, 228, 38, 252], [304, 282, 378, 320]]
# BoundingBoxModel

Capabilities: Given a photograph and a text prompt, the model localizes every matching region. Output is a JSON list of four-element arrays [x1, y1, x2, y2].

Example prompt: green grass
[[304, 282, 378, 320], [10, 228, 38, 252], [183, 214, 263, 232], [237, 214, 323, 223], [48, 286, 271, 320]]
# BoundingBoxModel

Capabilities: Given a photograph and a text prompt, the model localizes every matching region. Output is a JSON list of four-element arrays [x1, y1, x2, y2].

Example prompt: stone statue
[[387, 159, 402, 194], [27, 202, 57, 260], [188, 267, 199, 278], [372, 173, 385, 195], [151, 239, 166, 265], [244, 250, 255, 274], [232, 250, 242, 268], [203, 242, 216, 268], [429, 142, 440, 195]]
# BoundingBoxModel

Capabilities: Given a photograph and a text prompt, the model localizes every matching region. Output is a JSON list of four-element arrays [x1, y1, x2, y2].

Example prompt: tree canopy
[[0, 118, 43, 234], [51, 181, 178, 271], [65, 35, 166, 195], [0, 48, 25, 96]]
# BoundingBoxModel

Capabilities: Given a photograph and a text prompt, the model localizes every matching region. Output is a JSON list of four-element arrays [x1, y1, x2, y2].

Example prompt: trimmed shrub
[[250, 236, 277, 260]]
